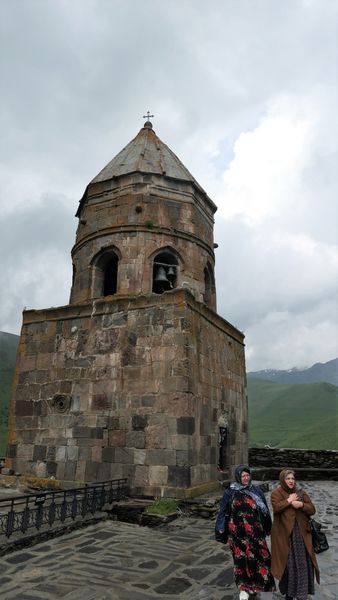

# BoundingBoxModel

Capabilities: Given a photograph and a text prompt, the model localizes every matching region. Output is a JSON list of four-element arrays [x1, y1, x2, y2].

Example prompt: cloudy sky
[[0, 0, 337, 371]]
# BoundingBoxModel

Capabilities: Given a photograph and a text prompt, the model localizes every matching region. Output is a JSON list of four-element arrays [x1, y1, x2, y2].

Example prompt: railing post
[[48, 492, 56, 526], [71, 490, 77, 520], [5, 499, 15, 538], [21, 497, 30, 533], [60, 491, 67, 522]]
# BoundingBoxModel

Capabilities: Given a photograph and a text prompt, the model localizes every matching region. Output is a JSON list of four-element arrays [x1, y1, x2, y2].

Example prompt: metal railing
[[0, 478, 128, 538]]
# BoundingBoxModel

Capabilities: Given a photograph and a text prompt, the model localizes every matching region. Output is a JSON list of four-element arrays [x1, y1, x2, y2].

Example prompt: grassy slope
[[0, 332, 19, 454], [248, 378, 338, 450]]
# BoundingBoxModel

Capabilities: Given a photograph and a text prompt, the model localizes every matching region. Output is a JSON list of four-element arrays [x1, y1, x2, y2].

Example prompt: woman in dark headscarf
[[215, 465, 275, 599], [271, 469, 320, 600]]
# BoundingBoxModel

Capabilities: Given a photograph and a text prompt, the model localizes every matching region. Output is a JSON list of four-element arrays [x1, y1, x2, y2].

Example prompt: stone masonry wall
[[6, 289, 246, 497], [70, 173, 216, 309], [249, 447, 338, 480], [249, 447, 338, 469]]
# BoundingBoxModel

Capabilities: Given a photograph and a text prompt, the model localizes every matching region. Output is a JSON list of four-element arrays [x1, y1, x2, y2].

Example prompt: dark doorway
[[218, 426, 228, 472]]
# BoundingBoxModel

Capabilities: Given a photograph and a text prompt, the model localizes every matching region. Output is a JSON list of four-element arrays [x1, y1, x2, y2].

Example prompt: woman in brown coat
[[271, 469, 320, 599]]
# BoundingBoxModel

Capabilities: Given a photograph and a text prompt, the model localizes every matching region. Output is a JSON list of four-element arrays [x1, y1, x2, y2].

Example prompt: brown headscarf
[[279, 468, 298, 493]]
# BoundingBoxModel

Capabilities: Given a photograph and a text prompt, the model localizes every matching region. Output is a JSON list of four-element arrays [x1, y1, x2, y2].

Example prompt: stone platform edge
[[0, 474, 221, 498]]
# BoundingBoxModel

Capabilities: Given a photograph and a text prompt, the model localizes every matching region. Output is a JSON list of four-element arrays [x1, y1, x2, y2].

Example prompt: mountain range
[[248, 357, 338, 386]]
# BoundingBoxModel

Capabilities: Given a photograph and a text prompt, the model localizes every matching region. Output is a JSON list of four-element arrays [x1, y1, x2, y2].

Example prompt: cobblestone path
[[0, 481, 337, 599]]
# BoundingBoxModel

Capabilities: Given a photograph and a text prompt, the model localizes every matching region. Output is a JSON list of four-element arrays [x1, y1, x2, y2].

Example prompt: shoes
[[239, 592, 249, 600]]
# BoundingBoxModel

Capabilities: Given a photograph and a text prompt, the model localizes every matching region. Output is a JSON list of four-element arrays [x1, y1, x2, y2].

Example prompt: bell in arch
[[167, 266, 175, 280], [155, 266, 169, 283]]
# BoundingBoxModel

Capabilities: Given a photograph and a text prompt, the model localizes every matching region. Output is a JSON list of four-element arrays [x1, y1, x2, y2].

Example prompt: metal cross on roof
[[143, 111, 154, 121]]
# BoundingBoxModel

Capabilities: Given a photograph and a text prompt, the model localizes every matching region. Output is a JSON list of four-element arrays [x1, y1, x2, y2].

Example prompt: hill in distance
[[248, 378, 338, 450], [248, 357, 338, 386], [0, 331, 19, 454]]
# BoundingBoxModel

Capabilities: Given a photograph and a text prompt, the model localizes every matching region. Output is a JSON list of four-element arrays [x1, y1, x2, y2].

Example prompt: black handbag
[[310, 518, 329, 554], [215, 527, 228, 544]]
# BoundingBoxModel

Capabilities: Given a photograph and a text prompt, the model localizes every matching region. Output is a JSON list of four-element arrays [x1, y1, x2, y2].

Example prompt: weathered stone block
[[17, 444, 34, 460], [66, 446, 79, 461], [176, 449, 197, 467], [75, 460, 86, 481], [115, 448, 134, 464], [98, 462, 111, 481], [46, 461, 57, 477], [56, 446, 66, 461], [177, 416, 195, 435], [46, 446, 56, 461], [60, 380, 72, 394], [140, 395, 156, 407], [102, 447, 115, 462], [78, 446, 91, 461], [134, 449, 146, 465], [73, 426, 104, 439], [166, 394, 195, 417], [126, 431, 145, 448], [168, 465, 191, 487], [132, 415, 148, 431], [145, 449, 176, 466], [108, 430, 126, 447], [33, 445, 46, 461], [134, 465, 149, 487], [92, 394, 111, 410], [20, 429, 41, 444], [15, 401, 34, 417], [64, 461, 77, 480], [145, 425, 167, 449], [149, 465, 168, 486], [91, 446, 102, 462]]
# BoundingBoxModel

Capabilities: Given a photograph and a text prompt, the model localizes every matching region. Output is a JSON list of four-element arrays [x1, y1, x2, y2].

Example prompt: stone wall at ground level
[[249, 447, 338, 480]]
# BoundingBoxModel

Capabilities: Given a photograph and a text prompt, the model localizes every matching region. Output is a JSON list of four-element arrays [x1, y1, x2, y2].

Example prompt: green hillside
[[0, 332, 19, 454], [248, 378, 338, 450]]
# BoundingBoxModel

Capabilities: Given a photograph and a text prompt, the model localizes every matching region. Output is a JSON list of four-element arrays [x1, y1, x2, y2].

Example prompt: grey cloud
[[0, 0, 336, 369]]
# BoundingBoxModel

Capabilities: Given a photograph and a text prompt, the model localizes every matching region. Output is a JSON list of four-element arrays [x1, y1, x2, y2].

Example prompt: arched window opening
[[92, 250, 119, 298], [152, 251, 178, 295], [103, 255, 118, 296]]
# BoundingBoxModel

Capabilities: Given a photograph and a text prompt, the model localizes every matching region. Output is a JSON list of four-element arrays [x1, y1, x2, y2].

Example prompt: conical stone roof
[[76, 121, 216, 217], [91, 121, 207, 196]]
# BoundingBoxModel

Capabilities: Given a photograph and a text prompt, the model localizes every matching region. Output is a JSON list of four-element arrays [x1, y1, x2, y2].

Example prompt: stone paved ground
[[0, 481, 337, 600]]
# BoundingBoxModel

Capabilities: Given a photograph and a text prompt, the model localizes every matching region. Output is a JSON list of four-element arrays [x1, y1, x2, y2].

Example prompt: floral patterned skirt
[[227, 492, 275, 592]]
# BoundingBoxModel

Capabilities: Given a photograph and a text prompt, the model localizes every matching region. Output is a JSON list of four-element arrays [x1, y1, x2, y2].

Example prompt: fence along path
[[0, 478, 128, 542]]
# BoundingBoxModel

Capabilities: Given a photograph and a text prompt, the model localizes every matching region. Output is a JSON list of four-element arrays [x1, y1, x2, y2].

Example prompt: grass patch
[[144, 498, 179, 515]]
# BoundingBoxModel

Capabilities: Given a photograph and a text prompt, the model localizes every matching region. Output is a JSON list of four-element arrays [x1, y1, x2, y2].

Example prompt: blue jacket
[[215, 485, 271, 534]]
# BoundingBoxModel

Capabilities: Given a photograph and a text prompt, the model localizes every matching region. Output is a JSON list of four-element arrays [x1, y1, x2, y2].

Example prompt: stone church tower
[[6, 119, 247, 497]]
